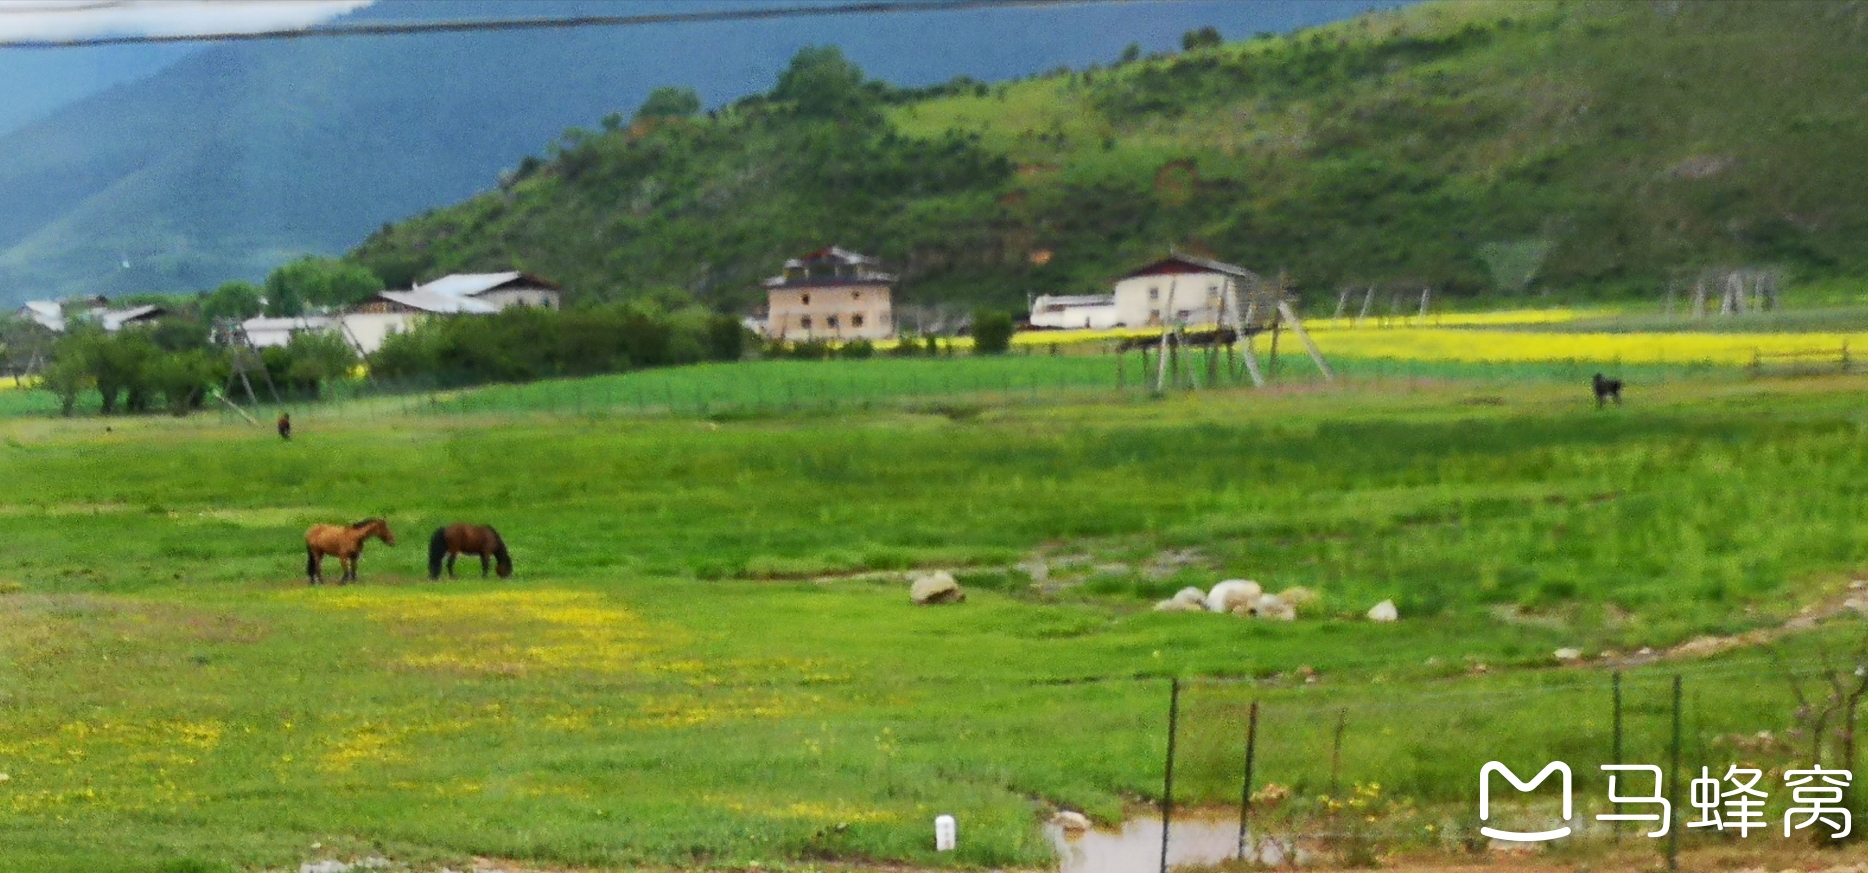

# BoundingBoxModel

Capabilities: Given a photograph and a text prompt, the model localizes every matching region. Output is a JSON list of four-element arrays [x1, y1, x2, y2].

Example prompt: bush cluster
[[367, 302, 750, 384]]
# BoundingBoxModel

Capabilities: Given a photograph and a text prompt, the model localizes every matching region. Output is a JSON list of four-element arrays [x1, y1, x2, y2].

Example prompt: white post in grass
[[935, 814, 957, 851]]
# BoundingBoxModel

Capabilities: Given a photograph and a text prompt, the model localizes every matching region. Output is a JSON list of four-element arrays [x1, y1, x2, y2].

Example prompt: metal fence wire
[[1155, 667, 1863, 872]]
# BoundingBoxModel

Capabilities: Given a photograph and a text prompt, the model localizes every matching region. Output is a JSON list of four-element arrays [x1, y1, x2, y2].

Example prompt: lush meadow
[[4, 361, 1868, 870]]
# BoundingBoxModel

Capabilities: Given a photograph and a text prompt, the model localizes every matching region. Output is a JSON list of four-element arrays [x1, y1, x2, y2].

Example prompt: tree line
[[368, 299, 751, 385], [28, 322, 358, 417]]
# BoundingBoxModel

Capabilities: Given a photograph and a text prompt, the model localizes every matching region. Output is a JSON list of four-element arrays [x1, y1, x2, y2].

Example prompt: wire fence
[[1144, 664, 1868, 872], [265, 354, 1757, 424], [0, 350, 1778, 425]]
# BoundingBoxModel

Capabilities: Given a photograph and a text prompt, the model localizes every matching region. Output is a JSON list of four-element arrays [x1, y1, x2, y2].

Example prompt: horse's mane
[[350, 518, 383, 529]]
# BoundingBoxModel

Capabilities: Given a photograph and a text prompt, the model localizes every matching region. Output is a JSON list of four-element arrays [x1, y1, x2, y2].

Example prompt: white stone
[[1052, 810, 1092, 832], [1173, 586, 1206, 606], [910, 571, 965, 605], [1204, 579, 1262, 613], [1367, 599, 1399, 622], [1554, 647, 1583, 662], [1253, 594, 1296, 621]]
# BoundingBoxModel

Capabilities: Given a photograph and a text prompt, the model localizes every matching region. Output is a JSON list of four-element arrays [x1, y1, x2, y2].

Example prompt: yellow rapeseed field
[[1006, 308, 1604, 349], [1006, 307, 1859, 366], [1301, 307, 1606, 331], [1308, 328, 1863, 365]]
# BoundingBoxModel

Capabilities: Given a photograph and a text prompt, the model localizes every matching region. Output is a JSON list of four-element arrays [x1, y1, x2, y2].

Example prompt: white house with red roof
[[1112, 251, 1262, 329]]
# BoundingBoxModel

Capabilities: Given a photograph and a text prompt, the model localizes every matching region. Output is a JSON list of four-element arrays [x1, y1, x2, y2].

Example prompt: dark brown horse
[[429, 523, 512, 580], [305, 518, 395, 584]]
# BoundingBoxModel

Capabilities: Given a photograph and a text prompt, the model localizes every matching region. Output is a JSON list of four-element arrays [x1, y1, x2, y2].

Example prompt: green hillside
[[352, 0, 1868, 312]]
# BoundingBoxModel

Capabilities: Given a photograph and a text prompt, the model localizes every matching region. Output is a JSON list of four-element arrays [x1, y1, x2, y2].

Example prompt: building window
[[852, 314, 865, 328], [1148, 287, 1160, 300], [1177, 309, 1192, 322], [827, 315, 840, 329], [1149, 309, 1161, 324], [801, 316, 813, 329], [801, 293, 811, 305]]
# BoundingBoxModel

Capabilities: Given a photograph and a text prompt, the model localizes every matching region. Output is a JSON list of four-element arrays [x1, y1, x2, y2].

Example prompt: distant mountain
[[0, 0, 1390, 305], [350, 0, 1868, 312], [0, 44, 192, 137]]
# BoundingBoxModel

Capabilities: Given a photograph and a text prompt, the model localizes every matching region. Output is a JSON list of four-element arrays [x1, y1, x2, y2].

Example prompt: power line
[[0, 1, 135, 13], [0, 0, 1123, 49]]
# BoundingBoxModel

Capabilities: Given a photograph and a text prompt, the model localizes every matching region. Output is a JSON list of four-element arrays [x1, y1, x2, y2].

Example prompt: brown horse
[[429, 523, 512, 580], [304, 518, 395, 585]]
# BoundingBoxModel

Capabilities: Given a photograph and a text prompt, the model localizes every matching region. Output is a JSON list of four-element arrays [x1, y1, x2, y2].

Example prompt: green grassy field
[[3, 370, 1868, 871], [275, 353, 1729, 424]]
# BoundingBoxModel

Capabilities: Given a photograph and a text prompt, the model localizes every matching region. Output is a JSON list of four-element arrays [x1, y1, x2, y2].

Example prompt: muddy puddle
[[1045, 817, 1298, 873]]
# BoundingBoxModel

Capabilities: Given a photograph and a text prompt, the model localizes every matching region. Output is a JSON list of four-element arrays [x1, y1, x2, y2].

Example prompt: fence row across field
[[244, 354, 1761, 424], [0, 352, 1791, 423]]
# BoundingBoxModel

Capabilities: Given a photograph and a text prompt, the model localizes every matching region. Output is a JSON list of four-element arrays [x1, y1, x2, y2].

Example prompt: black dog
[[1592, 373, 1623, 409]]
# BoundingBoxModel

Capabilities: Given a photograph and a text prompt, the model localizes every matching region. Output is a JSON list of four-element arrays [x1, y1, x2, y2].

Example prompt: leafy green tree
[[704, 313, 749, 361], [368, 328, 443, 381], [265, 257, 383, 312], [88, 331, 159, 414], [202, 281, 264, 321], [1182, 26, 1223, 51], [281, 330, 360, 398], [773, 46, 872, 119], [264, 280, 305, 317], [635, 86, 701, 122], [148, 316, 210, 353], [971, 308, 1014, 355], [36, 356, 93, 417], [147, 349, 222, 416], [1118, 42, 1142, 64], [0, 315, 55, 376]]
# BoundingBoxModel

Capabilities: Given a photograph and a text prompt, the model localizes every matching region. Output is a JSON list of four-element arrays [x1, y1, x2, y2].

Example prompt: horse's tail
[[428, 527, 448, 580], [488, 526, 513, 577]]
